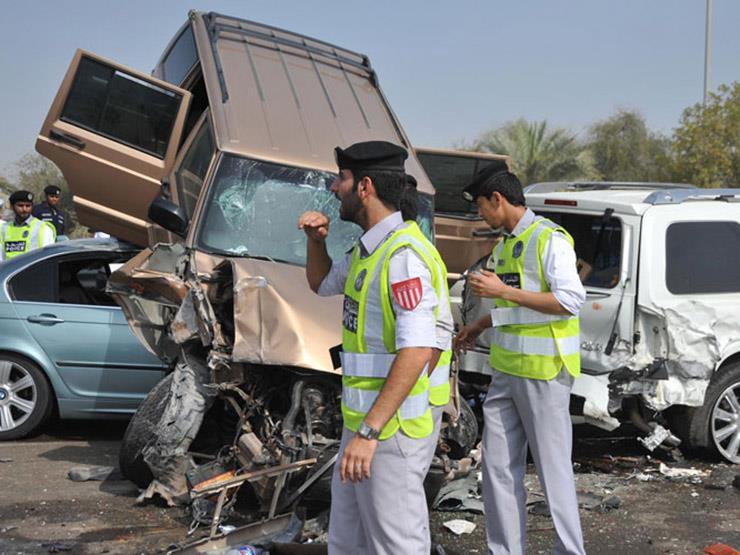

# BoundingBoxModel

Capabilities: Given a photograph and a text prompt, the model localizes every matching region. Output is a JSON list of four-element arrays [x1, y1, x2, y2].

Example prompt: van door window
[[666, 221, 740, 294], [538, 211, 622, 289], [161, 26, 198, 86], [175, 120, 214, 219], [61, 57, 182, 158]]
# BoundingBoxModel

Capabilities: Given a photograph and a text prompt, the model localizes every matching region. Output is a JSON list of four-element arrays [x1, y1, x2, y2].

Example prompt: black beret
[[462, 164, 515, 202], [9, 190, 34, 204], [334, 141, 407, 173], [44, 185, 61, 195]]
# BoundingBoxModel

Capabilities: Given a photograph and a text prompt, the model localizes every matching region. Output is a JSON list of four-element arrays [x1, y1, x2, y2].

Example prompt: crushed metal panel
[[229, 258, 342, 373], [107, 244, 189, 363], [571, 373, 620, 430], [630, 301, 729, 410]]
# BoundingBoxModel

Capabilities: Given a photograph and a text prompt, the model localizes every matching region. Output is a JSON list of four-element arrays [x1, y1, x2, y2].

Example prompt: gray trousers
[[482, 368, 586, 555], [328, 417, 440, 555]]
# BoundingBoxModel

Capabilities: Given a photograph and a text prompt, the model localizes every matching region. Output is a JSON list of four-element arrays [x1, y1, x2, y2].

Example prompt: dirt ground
[[0, 421, 738, 555]]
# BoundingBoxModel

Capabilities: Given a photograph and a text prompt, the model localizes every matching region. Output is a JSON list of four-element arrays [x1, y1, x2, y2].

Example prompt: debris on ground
[[658, 462, 707, 483], [67, 465, 122, 482], [41, 543, 73, 553], [637, 424, 674, 452], [703, 543, 740, 555], [704, 466, 739, 490], [443, 519, 477, 535], [734, 475, 740, 490], [0, 458, 12, 463], [433, 473, 484, 514], [300, 512, 329, 544], [528, 492, 621, 517]]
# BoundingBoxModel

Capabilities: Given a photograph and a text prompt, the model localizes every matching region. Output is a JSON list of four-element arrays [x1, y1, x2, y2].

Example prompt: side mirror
[[148, 196, 188, 237]]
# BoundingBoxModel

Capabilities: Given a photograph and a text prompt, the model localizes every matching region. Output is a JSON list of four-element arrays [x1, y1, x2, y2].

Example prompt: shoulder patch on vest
[[391, 277, 423, 310], [512, 240, 524, 258]]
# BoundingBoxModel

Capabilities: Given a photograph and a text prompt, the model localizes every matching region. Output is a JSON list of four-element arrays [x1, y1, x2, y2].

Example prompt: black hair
[[477, 171, 526, 206], [352, 170, 408, 213], [400, 175, 418, 222]]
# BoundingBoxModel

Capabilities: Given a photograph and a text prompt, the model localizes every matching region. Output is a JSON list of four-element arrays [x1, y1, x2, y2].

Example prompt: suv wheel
[[711, 379, 740, 463], [0, 355, 53, 440], [669, 361, 740, 463]]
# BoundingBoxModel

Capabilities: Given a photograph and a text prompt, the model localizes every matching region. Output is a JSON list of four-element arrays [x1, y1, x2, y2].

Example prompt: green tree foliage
[[672, 82, 740, 188], [468, 118, 595, 185], [586, 109, 674, 182]]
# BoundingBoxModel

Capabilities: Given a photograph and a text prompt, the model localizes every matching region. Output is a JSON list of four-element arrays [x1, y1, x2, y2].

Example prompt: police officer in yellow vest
[[1, 190, 56, 261], [455, 168, 586, 555], [299, 141, 453, 554]]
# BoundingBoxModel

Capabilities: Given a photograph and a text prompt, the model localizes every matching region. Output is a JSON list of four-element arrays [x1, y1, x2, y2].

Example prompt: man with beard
[[298, 141, 452, 554], [454, 167, 586, 555]]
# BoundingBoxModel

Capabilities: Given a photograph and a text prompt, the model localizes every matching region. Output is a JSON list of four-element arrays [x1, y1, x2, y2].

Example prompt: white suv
[[457, 182, 740, 463]]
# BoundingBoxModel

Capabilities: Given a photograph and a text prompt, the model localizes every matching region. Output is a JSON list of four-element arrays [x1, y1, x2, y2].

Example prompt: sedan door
[[36, 50, 191, 246], [9, 252, 168, 413]]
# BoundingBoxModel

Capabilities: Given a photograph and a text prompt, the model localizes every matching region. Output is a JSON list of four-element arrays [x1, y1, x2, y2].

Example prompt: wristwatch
[[357, 421, 381, 440]]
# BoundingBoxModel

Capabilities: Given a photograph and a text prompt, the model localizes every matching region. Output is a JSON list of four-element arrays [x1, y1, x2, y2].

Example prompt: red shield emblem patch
[[391, 277, 423, 310]]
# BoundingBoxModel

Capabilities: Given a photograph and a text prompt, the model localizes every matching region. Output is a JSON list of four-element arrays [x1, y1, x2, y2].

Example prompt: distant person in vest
[[1, 190, 56, 261], [32, 184, 67, 237], [298, 141, 453, 554], [454, 167, 586, 555]]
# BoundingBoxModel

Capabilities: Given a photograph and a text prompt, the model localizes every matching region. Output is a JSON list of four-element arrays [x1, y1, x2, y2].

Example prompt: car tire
[[0, 354, 53, 441], [668, 360, 740, 463], [119, 373, 173, 487]]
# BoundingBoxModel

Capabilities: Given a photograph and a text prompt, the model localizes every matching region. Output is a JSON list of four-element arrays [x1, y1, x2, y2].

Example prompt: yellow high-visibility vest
[[1, 217, 56, 260], [341, 222, 451, 439], [489, 217, 580, 380]]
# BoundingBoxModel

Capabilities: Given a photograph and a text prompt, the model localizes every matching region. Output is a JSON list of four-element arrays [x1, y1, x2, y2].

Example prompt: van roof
[[186, 11, 434, 194], [525, 182, 694, 215], [527, 183, 740, 215]]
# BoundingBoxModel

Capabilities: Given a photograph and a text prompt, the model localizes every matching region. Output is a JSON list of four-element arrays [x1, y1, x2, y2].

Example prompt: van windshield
[[197, 155, 434, 266], [538, 210, 622, 289]]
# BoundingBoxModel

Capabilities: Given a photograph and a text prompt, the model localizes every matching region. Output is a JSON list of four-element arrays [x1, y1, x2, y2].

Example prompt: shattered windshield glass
[[197, 155, 361, 264]]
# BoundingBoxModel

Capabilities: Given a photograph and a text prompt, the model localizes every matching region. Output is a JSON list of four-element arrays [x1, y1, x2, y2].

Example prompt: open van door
[[36, 50, 192, 246]]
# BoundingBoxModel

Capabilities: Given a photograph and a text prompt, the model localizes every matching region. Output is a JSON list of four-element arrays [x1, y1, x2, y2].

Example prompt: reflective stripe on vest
[[491, 330, 580, 356], [491, 306, 573, 327], [342, 386, 430, 420], [489, 216, 580, 380]]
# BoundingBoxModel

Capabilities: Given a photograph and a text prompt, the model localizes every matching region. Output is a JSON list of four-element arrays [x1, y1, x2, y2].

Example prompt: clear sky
[[1, 0, 739, 177]]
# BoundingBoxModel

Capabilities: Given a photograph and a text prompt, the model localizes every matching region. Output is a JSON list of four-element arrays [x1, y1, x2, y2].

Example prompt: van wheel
[[668, 361, 740, 463], [0, 355, 53, 441], [119, 373, 173, 487]]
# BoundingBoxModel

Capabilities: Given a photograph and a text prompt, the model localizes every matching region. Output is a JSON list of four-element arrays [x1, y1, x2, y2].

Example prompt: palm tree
[[470, 119, 593, 185]]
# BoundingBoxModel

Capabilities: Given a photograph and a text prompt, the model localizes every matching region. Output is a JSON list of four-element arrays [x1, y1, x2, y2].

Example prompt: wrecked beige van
[[36, 11, 476, 535]]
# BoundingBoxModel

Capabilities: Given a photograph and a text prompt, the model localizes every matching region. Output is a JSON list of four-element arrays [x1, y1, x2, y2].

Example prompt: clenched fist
[[298, 211, 330, 241]]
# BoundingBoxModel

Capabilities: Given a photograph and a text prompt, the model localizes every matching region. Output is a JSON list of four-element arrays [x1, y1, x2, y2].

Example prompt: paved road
[[0, 422, 738, 554]]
